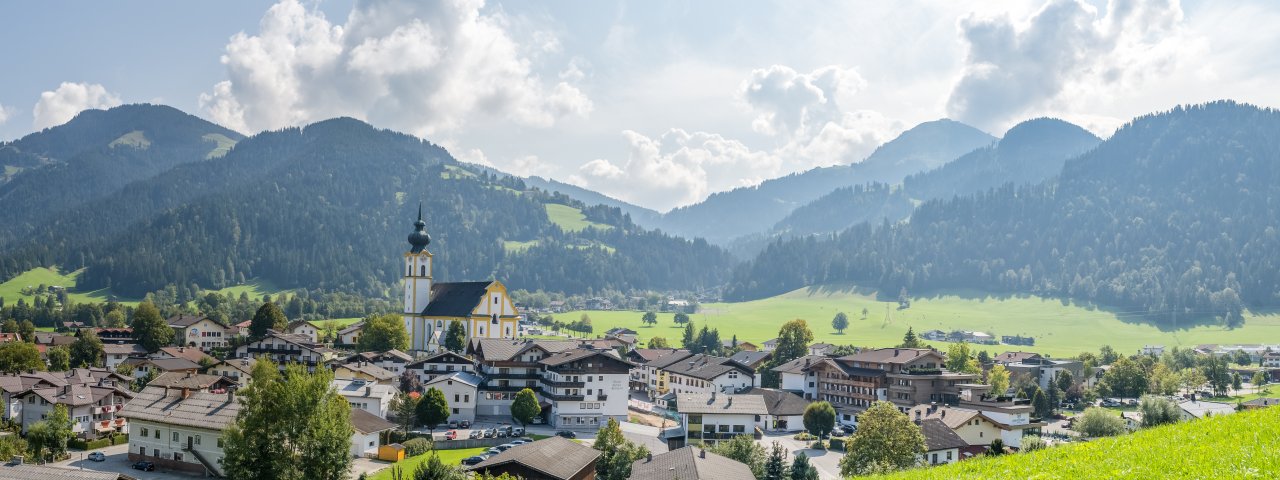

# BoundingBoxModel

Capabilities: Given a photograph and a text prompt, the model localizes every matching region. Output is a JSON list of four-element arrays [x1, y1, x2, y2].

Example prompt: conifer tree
[[444, 321, 467, 352]]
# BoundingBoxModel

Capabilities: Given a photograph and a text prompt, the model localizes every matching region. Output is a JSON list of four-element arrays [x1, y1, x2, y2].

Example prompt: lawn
[[0, 267, 139, 306], [559, 286, 1280, 358], [870, 403, 1280, 479], [367, 447, 488, 480], [544, 203, 612, 233]]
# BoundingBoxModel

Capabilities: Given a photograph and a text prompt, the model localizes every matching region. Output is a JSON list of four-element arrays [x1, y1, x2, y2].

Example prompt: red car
[[444, 430, 458, 440]]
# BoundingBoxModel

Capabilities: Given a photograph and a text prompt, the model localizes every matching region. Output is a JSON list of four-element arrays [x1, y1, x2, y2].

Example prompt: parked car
[[519, 437, 534, 443], [556, 431, 577, 439], [444, 430, 458, 440], [486, 447, 502, 455], [496, 430, 509, 438], [512, 427, 525, 436], [483, 429, 497, 438], [132, 461, 156, 471], [87, 452, 106, 462], [509, 439, 528, 445], [496, 443, 516, 452], [461, 455, 488, 466], [469, 430, 483, 439], [448, 421, 459, 429], [460, 420, 472, 428]]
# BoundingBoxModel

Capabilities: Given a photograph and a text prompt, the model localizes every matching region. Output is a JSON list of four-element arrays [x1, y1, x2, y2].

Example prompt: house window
[[195, 435, 201, 445], [732, 425, 745, 433], [174, 452, 183, 462], [141, 427, 149, 437], [173, 432, 179, 442], [154, 430, 160, 439], [464, 395, 469, 402], [453, 408, 459, 414], [153, 449, 159, 457], [138, 446, 145, 456]]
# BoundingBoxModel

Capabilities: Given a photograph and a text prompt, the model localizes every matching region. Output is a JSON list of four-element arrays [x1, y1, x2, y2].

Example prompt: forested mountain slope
[[0, 114, 733, 297], [655, 119, 995, 244], [0, 104, 243, 245], [726, 101, 1280, 328], [769, 118, 1100, 238]]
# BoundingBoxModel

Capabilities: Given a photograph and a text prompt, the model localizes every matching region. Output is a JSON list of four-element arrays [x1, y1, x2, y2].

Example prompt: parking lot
[[48, 444, 202, 480]]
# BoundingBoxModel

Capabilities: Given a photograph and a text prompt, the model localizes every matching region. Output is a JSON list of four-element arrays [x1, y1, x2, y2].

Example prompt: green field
[[544, 203, 612, 233], [0, 267, 138, 306], [561, 286, 1280, 357], [368, 447, 487, 480], [206, 278, 292, 300], [503, 239, 540, 253], [109, 130, 150, 149], [203, 133, 238, 159], [872, 404, 1280, 479]]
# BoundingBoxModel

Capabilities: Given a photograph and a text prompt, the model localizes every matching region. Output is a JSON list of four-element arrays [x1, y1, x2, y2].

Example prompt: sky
[[2, 0, 1279, 212]]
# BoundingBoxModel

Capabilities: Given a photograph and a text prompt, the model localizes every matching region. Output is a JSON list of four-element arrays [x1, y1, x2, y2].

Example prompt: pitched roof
[[146, 372, 232, 390], [644, 350, 696, 369], [0, 464, 123, 480], [728, 350, 771, 369], [661, 354, 748, 381], [158, 346, 214, 364], [122, 357, 201, 371], [993, 351, 1042, 364], [423, 281, 494, 317], [424, 371, 483, 388], [1178, 400, 1236, 419], [908, 404, 983, 429], [769, 355, 828, 374], [407, 350, 475, 368], [120, 387, 239, 430], [332, 379, 399, 398], [739, 387, 809, 416], [628, 446, 754, 480], [17, 384, 132, 407], [335, 361, 397, 381], [211, 358, 255, 375], [166, 314, 228, 329], [842, 347, 940, 365], [676, 393, 768, 415], [470, 436, 600, 480], [539, 348, 627, 367], [337, 322, 365, 335], [920, 418, 969, 451], [102, 343, 147, 356], [472, 338, 582, 362], [1242, 397, 1280, 407], [629, 349, 682, 363], [350, 408, 397, 434]]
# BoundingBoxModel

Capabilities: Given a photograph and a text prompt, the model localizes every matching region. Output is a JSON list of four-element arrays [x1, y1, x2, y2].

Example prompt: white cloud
[[32, 82, 122, 130], [575, 64, 904, 211], [947, 0, 1193, 132], [200, 0, 591, 136], [0, 104, 11, 125]]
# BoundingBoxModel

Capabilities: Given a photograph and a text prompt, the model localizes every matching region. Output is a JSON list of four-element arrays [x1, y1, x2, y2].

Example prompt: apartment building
[[332, 378, 398, 419], [424, 371, 481, 422], [14, 383, 132, 438], [165, 314, 231, 351], [234, 330, 338, 372], [538, 348, 631, 429], [801, 348, 985, 425], [406, 350, 480, 384], [675, 392, 765, 446], [661, 354, 756, 396], [770, 355, 829, 400]]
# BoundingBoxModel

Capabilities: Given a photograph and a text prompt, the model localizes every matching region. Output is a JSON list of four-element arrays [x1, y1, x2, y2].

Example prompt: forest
[[725, 102, 1280, 328]]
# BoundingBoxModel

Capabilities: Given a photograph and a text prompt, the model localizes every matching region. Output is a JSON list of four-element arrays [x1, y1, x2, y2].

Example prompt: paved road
[[49, 444, 202, 480], [760, 432, 843, 480]]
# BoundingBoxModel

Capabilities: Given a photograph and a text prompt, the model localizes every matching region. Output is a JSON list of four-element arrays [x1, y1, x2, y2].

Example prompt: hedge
[[829, 437, 845, 451], [403, 438, 433, 457], [68, 434, 129, 451]]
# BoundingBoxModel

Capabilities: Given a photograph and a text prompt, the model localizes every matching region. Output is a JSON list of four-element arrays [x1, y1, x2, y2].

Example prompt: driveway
[[49, 444, 202, 480], [759, 432, 843, 480]]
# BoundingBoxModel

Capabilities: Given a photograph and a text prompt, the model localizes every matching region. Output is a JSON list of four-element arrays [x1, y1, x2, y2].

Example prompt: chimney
[[227, 388, 235, 403], [181, 387, 190, 399], [894, 349, 899, 357]]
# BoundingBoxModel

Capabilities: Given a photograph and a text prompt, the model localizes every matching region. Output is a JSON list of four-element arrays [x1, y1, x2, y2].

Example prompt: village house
[[918, 418, 969, 465], [661, 354, 756, 396], [0, 369, 131, 423], [740, 387, 808, 432], [208, 358, 255, 385], [1001, 356, 1085, 391], [470, 436, 600, 480], [336, 322, 364, 348], [1263, 352, 1280, 368], [722, 339, 760, 352], [908, 399, 1039, 449], [102, 343, 147, 370], [146, 372, 235, 393], [165, 314, 231, 351], [675, 392, 765, 446], [424, 371, 481, 423], [760, 338, 778, 352], [625, 348, 685, 393], [770, 355, 827, 401], [803, 348, 986, 426], [331, 360, 398, 385], [234, 330, 338, 372], [808, 343, 835, 356], [333, 378, 398, 418], [95, 327, 134, 344], [122, 387, 239, 477], [628, 446, 755, 480], [1241, 397, 1280, 410], [538, 348, 632, 430], [349, 409, 397, 458], [120, 357, 201, 379], [406, 350, 479, 384], [285, 320, 320, 343], [1178, 400, 1236, 420], [728, 350, 772, 371], [155, 346, 215, 366], [343, 349, 414, 376], [469, 338, 583, 417], [15, 382, 132, 438]]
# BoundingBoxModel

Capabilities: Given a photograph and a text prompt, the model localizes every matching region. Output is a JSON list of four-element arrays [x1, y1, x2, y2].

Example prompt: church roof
[[422, 281, 495, 317]]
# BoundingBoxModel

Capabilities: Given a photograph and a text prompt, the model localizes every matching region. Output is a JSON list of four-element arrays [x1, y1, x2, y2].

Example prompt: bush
[[403, 437, 433, 457], [829, 437, 845, 451], [810, 440, 826, 450], [1075, 407, 1127, 438], [68, 436, 115, 451], [1021, 435, 1047, 452], [110, 434, 128, 446], [793, 432, 816, 441]]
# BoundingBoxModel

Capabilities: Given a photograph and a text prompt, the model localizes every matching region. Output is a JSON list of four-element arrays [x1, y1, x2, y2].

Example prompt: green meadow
[[560, 286, 1280, 358], [544, 203, 612, 233], [872, 405, 1280, 479], [0, 267, 139, 306]]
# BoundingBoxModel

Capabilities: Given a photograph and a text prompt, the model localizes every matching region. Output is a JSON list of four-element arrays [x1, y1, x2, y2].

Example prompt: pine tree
[[249, 302, 288, 340], [444, 321, 467, 352], [593, 418, 649, 480], [789, 452, 819, 480], [680, 321, 696, 350], [764, 441, 789, 480], [899, 327, 921, 348]]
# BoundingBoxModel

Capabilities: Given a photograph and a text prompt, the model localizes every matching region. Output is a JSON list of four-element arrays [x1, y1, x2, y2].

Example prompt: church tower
[[403, 204, 434, 350]]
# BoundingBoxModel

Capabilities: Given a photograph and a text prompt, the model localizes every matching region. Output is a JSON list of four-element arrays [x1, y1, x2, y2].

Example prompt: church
[[401, 207, 520, 353]]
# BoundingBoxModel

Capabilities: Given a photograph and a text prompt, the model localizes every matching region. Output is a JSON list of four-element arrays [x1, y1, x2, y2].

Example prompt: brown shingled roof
[[470, 436, 600, 480], [119, 387, 239, 430], [629, 446, 754, 480]]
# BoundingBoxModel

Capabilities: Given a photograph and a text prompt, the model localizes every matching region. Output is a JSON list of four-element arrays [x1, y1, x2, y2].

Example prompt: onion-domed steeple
[[408, 203, 431, 253]]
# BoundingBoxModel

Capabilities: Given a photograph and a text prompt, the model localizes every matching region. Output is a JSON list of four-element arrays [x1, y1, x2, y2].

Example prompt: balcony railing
[[542, 392, 585, 401], [540, 379, 586, 388]]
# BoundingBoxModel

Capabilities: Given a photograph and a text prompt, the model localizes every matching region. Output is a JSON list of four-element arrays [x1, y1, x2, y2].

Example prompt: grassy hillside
[[545, 203, 613, 232], [872, 404, 1280, 479], [562, 286, 1280, 357], [0, 267, 138, 306], [206, 278, 292, 300]]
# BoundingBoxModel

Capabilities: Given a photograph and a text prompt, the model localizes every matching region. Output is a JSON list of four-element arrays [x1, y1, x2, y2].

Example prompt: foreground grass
[[872, 405, 1280, 479], [367, 447, 487, 480], [0, 267, 138, 306], [562, 286, 1280, 357]]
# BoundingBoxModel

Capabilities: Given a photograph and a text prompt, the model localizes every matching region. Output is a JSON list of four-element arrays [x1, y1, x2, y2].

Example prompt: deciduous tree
[[802, 401, 836, 440], [1138, 395, 1180, 427], [131, 301, 174, 352], [593, 418, 649, 480], [70, 329, 104, 368], [511, 388, 540, 427], [831, 312, 849, 334], [46, 346, 71, 371], [357, 314, 409, 352], [249, 302, 287, 340], [0, 342, 44, 373], [762, 319, 814, 388], [416, 387, 449, 434], [987, 364, 1010, 396], [646, 337, 670, 349], [840, 401, 925, 476], [641, 311, 657, 326], [945, 342, 980, 374], [710, 434, 765, 479], [1075, 406, 1125, 437]]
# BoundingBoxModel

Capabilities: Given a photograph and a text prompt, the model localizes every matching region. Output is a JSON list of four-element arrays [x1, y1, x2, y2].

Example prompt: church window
[[420, 265, 426, 276]]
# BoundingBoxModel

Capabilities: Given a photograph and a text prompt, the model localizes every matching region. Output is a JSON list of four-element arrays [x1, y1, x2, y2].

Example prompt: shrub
[[793, 432, 816, 441], [403, 437, 433, 457], [829, 437, 845, 451], [1075, 407, 1126, 438], [110, 434, 128, 446], [811, 440, 826, 450], [68, 437, 114, 451], [1021, 435, 1047, 452]]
